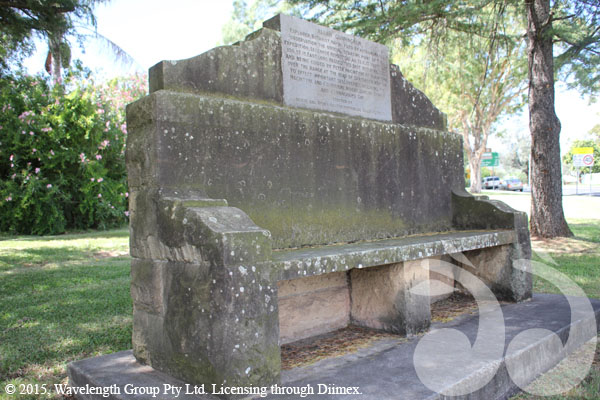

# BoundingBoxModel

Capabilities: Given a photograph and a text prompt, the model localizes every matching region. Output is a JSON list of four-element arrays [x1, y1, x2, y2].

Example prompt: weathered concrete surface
[[272, 229, 517, 281], [277, 293, 600, 399], [278, 272, 350, 344], [68, 350, 217, 400], [429, 255, 455, 303], [452, 190, 532, 302], [127, 91, 463, 250], [130, 257, 280, 391], [350, 259, 431, 335], [127, 198, 281, 391], [68, 294, 600, 400]]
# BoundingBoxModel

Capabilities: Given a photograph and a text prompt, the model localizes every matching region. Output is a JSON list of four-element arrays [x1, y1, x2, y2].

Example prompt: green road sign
[[481, 152, 499, 167]]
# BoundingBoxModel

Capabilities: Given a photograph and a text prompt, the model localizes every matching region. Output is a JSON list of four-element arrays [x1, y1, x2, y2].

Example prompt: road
[[562, 185, 600, 196], [480, 188, 600, 220], [489, 185, 600, 197]]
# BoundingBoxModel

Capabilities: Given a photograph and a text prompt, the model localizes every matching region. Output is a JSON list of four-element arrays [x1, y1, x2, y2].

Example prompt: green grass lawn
[[0, 229, 131, 399], [0, 195, 598, 399]]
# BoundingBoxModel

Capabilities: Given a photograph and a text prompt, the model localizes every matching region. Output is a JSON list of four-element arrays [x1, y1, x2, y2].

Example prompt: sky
[[24, 0, 234, 77], [23, 0, 600, 157]]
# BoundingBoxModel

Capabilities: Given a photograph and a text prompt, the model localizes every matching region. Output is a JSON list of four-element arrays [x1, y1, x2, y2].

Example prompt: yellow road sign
[[573, 147, 594, 155]]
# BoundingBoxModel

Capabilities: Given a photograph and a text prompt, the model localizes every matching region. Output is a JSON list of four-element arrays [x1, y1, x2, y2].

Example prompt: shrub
[[0, 71, 147, 235]]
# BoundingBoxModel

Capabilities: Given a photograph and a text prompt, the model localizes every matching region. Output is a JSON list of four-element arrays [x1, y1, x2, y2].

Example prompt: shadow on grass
[[0, 260, 132, 382]]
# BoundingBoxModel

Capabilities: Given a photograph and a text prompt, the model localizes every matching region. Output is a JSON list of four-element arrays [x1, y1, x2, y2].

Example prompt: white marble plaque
[[280, 14, 392, 121]]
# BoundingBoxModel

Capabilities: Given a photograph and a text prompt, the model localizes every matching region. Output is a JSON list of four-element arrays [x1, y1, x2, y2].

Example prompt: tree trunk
[[526, 0, 572, 238], [469, 153, 483, 193], [49, 37, 62, 86]]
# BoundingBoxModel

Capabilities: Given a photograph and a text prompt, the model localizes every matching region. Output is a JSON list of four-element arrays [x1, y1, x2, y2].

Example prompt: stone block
[[278, 272, 350, 344], [350, 259, 431, 335]]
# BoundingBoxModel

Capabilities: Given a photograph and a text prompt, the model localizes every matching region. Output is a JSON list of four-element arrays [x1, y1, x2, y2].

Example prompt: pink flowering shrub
[[0, 72, 147, 234]]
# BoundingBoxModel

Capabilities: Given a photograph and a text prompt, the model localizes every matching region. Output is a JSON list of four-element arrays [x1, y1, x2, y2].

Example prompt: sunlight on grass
[[0, 228, 129, 273], [0, 229, 131, 399]]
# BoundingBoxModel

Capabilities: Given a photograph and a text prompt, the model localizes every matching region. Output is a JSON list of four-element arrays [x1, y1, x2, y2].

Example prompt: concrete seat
[[123, 14, 532, 397]]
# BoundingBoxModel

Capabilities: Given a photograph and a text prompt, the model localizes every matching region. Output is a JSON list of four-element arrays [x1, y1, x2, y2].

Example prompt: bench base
[[69, 294, 600, 400]]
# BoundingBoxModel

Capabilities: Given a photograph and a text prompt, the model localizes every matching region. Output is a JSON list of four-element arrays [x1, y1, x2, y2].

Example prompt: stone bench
[[125, 14, 531, 398]]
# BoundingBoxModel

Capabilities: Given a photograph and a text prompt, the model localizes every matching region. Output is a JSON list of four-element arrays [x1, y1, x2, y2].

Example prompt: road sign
[[573, 147, 594, 155], [573, 147, 594, 167], [572, 147, 594, 195], [481, 152, 499, 167]]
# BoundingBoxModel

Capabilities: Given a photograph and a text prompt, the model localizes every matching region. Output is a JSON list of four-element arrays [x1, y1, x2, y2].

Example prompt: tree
[[0, 0, 108, 84], [220, 0, 298, 45], [390, 10, 527, 193], [500, 130, 531, 183], [526, 1, 599, 237], [526, 0, 571, 237]]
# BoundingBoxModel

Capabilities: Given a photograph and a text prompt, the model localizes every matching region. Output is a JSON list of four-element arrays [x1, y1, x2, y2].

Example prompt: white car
[[482, 176, 500, 189]]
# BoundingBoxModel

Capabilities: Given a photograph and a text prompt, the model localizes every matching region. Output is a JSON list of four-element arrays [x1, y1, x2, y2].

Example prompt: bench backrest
[[126, 15, 465, 249]]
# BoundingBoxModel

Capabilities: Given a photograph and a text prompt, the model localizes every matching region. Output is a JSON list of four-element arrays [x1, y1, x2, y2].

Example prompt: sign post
[[573, 147, 594, 195]]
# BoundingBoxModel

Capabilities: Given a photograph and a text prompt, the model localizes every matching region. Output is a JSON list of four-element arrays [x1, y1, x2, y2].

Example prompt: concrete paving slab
[[68, 294, 600, 400]]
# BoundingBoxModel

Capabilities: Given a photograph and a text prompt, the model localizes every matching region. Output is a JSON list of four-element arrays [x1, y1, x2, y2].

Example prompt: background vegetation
[[0, 70, 146, 235]]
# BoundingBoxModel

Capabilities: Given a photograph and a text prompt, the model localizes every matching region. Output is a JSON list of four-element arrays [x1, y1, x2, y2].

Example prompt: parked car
[[482, 176, 501, 189], [500, 177, 524, 192]]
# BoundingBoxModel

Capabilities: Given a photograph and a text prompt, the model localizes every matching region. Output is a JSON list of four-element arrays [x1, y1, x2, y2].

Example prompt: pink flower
[[11, 174, 16, 179], [50, 150, 55, 156], [47, 184, 52, 188], [125, 192, 129, 198], [32, 148, 37, 153], [42, 127, 53, 132], [91, 178, 95, 182], [97, 178, 104, 182], [35, 168, 40, 174], [9, 154, 13, 161], [96, 154, 102, 160], [29, 131, 34, 136], [10, 163, 14, 168], [120, 124, 127, 134], [79, 153, 86, 163], [5, 196, 12, 201], [124, 211, 130, 217], [98, 193, 102, 198]]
